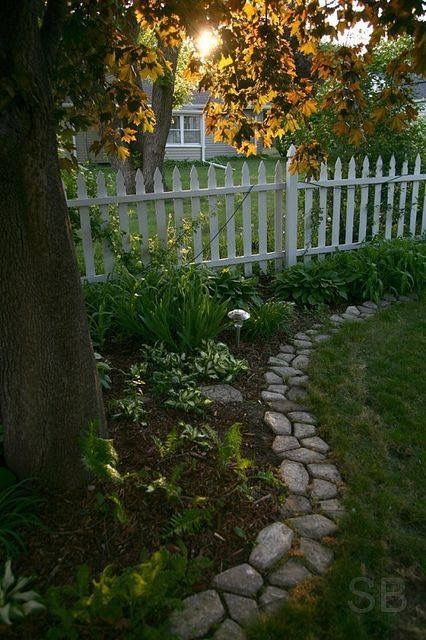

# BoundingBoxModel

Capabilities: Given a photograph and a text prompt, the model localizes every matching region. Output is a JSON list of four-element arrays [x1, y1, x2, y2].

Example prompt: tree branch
[[40, 0, 67, 71]]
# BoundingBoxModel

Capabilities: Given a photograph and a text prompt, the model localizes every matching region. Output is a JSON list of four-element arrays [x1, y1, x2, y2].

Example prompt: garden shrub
[[84, 265, 228, 352], [136, 340, 248, 414], [274, 238, 426, 306], [0, 560, 44, 626], [244, 301, 294, 339], [205, 268, 263, 309], [274, 260, 349, 306], [45, 550, 210, 640]]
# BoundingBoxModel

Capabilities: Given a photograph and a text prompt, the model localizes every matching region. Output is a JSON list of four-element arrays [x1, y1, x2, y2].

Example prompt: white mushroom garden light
[[227, 309, 250, 348]]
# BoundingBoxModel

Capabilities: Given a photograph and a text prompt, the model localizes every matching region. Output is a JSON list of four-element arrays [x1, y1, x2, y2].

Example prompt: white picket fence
[[66, 146, 426, 282]]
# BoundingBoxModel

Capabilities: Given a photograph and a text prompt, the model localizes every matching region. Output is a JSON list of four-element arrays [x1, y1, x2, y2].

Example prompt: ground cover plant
[[249, 297, 426, 640], [274, 238, 426, 306]]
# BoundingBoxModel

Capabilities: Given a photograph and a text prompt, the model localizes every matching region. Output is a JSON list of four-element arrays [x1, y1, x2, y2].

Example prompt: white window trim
[[167, 113, 203, 147]]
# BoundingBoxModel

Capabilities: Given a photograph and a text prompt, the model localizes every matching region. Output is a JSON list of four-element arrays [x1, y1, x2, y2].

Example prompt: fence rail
[[65, 145, 426, 282]]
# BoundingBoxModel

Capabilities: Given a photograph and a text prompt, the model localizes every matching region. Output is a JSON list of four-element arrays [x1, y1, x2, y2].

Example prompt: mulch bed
[[4, 307, 324, 639]]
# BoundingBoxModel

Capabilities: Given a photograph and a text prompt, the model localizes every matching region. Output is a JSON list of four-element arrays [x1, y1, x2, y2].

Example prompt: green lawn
[[249, 298, 426, 640]]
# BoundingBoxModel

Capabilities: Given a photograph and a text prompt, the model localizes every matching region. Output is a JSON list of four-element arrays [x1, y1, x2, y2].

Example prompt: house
[[74, 87, 262, 164], [413, 79, 426, 117]]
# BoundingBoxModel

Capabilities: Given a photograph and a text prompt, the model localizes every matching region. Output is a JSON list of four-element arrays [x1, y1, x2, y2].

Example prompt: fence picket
[[171, 166, 184, 264], [331, 157, 342, 246], [285, 145, 298, 266], [208, 164, 220, 263], [274, 160, 284, 269], [318, 161, 327, 258], [257, 161, 268, 273], [345, 157, 356, 244], [116, 171, 130, 253], [241, 162, 252, 276], [385, 155, 396, 239], [77, 173, 96, 279], [190, 165, 203, 263], [153, 168, 167, 247], [358, 155, 370, 242], [397, 159, 408, 237], [135, 169, 150, 266], [96, 172, 114, 275], [304, 184, 313, 263], [225, 163, 236, 262], [409, 154, 421, 236], [372, 156, 383, 237]]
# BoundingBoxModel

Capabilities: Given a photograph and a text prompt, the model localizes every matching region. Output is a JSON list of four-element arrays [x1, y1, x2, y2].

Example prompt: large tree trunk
[[138, 47, 180, 192], [0, 1, 105, 490]]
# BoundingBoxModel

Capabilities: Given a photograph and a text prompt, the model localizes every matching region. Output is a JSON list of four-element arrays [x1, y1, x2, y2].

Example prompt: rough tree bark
[[137, 47, 180, 192], [0, 1, 105, 489]]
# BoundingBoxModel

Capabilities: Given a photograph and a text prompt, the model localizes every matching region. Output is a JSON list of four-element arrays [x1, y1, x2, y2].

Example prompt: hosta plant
[[0, 560, 44, 625]]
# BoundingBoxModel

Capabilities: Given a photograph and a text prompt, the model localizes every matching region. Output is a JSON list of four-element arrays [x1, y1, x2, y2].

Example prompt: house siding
[[165, 146, 202, 160]]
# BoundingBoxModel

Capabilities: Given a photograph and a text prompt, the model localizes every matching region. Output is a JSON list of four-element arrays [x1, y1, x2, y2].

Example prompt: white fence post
[[285, 144, 298, 266]]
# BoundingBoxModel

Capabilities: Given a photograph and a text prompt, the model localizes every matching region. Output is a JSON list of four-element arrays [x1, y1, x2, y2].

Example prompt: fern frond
[[163, 508, 212, 540]]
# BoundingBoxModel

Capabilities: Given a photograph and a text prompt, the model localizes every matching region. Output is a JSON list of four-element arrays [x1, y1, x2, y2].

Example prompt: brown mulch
[[3, 307, 325, 639]]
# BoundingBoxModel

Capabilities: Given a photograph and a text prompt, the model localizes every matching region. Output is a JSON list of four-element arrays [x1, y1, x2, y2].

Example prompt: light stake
[[227, 309, 250, 348]]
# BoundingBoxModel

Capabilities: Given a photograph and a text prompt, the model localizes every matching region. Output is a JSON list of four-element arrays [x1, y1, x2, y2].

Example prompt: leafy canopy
[[12, 1, 425, 167]]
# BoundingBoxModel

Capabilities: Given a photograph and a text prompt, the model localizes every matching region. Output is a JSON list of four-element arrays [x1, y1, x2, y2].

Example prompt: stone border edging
[[169, 294, 415, 640]]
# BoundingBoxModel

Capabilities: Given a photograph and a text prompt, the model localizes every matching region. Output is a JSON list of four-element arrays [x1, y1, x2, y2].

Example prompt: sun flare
[[196, 29, 219, 58]]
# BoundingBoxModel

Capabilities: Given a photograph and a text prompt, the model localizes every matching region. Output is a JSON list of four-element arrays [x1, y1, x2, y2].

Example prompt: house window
[[167, 115, 181, 144], [183, 115, 201, 144], [167, 114, 201, 145]]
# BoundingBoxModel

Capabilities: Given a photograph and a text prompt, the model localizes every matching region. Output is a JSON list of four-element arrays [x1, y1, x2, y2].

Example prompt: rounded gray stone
[[200, 384, 243, 403], [362, 300, 378, 309], [283, 448, 325, 464], [294, 332, 311, 341], [263, 411, 292, 435], [265, 371, 282, 385], [270, 365, 303, 380], [272, 435, 300, 456], [262, 390, 286, 403], [310, 478, 337, 499], [290, 354, 309, 372], [279, 460, 309, 494], [307, 463, 341, 483], [288, 411, 317, 425], [320, 498, 346, 520], [249, 522, 294, 572], [280, 494, 312, 516], [275, 352, 295, 363], [330, 314, 344, 323], [169, 590, 225, 640], [268, 559, 312, 589], [294, 423, 316, 438], [213, 619, 246, 640], [301, 436, 330, 454], [259, 586, 289, 613], [223, 593, 258, 626], [345, 305, 361, 316], [293, 339, 313, 349], [212, 563, 263, 597], [268, 399, 307, 414], [297, 348, 312, 355], [288, 375, 309, 388], [280, 344, 295, 353], [313, 334, 330, 343], [267, 384, 289, 395], [287, 386, 308, 402], [299, 537, 334, 574], [289, 514, 338, 539]]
